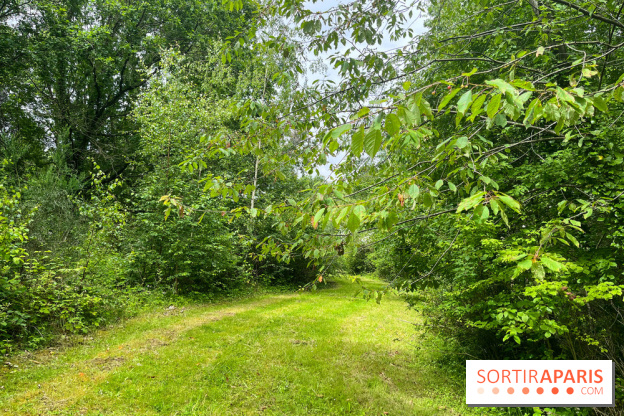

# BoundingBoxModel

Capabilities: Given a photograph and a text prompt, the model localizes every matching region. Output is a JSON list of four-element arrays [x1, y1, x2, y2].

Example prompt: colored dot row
[[477, 387, 575, 395]]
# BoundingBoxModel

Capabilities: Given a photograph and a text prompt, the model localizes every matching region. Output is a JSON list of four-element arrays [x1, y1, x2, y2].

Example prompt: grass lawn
[[0, 276, 476, 415]]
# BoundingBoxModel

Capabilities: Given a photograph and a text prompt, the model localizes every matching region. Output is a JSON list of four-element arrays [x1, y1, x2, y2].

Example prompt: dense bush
[[0, 181, 121, 352], [124, 210, 246, 293]]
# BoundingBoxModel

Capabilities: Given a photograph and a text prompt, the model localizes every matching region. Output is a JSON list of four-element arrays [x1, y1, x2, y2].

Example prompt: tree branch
[[548, 0, 624, 30]]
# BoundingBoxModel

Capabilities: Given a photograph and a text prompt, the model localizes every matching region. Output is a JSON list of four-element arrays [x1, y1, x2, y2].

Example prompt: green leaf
[[524, 98, 542, 126], [455, 136, 469, 149], [519, 91, 532, 105], [486, 79, 517, 95], [438, 88, 460, 111], [592, 95, 608, 113], [435, 179, 443, 190], [353, 205, 366, 220], [555, 115, 565, 133], [494, 113, 507, 127], [474, 205, 485, 220], [461, 67, 478, 77], [397, 106, 417, 126], [351, 126, 364, 157], [499, 206, 509, 227], [455, 111, 464, 128], [470, 94, 486, 115], [489, 199, 499, 215], [313, 207, 325, 225], [566, 233, 580, 248], [384, 113, 401, 136], [541, 256, 565, 272], [498, 194, 521, 213], [364, 128, 382, 158], [423, 192, 433, 207], [511, 80, 535, 91], [456, 90, 473, 116], [480, 205, 490, 220], [384, 210, 399, 228], [531, 262, 545, 280], [517, 259, 533, 270], [347, 212, 361, 232], [487, 94, 502, 118], [556, 87, 575, 104], [457, 191, 486, 213], [407, 184, 420, 199], [331, 123, 352, 138], [334, 206, 349, 227], [419, 98, 434, 120]]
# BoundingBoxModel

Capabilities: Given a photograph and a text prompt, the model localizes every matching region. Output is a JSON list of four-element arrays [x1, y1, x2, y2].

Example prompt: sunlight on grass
[[0, 276, 477, 415]]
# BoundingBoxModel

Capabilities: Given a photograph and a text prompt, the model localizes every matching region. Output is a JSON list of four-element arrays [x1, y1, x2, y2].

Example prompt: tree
[[173, 0, 624, 401], [0, 0, 255, 175], [131, 39, 316, 290]]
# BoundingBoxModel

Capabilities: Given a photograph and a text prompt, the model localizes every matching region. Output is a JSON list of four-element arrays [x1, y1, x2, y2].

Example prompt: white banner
[[466, 360, 614, 407]]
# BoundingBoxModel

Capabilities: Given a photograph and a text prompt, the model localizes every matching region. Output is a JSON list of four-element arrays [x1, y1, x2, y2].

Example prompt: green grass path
[[0, 276, 473, 415]]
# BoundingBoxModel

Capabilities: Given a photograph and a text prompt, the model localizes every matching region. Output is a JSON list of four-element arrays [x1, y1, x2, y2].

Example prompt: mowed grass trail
[[0, 276, 473, 416]]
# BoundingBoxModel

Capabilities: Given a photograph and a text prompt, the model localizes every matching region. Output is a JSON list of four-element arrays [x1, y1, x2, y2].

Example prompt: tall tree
[[0, 0, 255, 175]]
